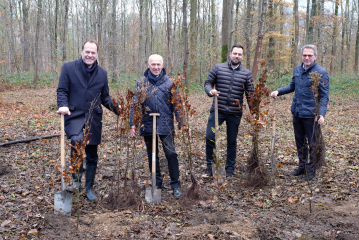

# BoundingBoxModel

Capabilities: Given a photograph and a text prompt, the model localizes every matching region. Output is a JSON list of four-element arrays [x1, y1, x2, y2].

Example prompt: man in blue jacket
[[271, 45, 329, 181], [57, 40, 119, 201], [130, 54, 182, 198]]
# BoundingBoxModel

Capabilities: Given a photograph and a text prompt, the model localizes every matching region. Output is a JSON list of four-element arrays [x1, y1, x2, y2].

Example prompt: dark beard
[[230, 59, 240, 66]]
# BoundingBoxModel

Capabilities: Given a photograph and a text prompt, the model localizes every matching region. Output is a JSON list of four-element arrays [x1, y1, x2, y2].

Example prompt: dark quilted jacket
[[130, 69, 181, 136], [277, 61, 329, 118], [204, 61, 254, 115]]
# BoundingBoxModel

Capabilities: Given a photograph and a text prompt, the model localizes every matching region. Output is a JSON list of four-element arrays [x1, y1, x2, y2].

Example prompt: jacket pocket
[[69, 105, 75, 111]]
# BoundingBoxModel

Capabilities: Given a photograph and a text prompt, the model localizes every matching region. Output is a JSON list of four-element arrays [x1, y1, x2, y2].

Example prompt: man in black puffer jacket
[[130, 54, 182, 198], [204, 44, 254, 178]]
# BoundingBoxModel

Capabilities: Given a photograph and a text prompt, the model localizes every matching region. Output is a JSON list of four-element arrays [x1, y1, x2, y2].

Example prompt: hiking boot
[[226, 171, 233, 180], [173, 188, 182, 198], [204, 168, 213, 177], [289, 168, 305, 176], [301, 172, 315, 181]]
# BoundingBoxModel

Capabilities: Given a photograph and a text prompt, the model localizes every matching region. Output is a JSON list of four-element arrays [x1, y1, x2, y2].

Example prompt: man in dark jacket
[[57, 40, 119, 201], [130, 54, 182, 198], [204, 44, 254, 178], [271, 44, 329, 181]]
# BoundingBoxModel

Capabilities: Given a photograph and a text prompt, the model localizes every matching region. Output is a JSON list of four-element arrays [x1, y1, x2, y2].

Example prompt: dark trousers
[[293, 116, 317, 173], [144, 134, 180, 189], [205, 110, 242, 173], [70, 130, 98, 168]]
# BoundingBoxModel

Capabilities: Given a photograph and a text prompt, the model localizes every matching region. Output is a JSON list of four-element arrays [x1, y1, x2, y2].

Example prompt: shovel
[[54, 114, 72, 215], [212, 94, 225, 183], [269, 99, 277, 175], [145, 113, 161, 203]]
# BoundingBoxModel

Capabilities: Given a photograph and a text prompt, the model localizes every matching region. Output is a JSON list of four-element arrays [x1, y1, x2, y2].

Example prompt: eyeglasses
[[302, 54, 314, 58]]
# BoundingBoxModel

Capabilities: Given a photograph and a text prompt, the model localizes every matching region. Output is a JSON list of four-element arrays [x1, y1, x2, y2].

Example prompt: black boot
[[85, 165, 97, 201]]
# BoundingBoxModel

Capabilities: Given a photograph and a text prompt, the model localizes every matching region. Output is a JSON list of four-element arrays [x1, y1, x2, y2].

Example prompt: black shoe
[[173, 188, 182, 198], [301, 172, 315, 181], [204, 168, 213, 177], [226, 171, 233, 180], [289, 168, 305, 176], [85, 165, 97, 202]]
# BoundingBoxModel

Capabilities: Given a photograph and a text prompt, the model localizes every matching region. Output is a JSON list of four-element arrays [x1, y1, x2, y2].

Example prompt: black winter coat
[[204, 61, 254, 115], [130, 69, 181, 136], [57, 58, 117, 145]]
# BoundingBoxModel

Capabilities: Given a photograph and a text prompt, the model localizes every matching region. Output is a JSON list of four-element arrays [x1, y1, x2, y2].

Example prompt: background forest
[[0, 0, 359, 86]]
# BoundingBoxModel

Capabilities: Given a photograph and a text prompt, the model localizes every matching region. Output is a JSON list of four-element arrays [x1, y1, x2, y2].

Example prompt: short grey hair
[[148, 54, 163, 64], [302, 45, 317, 55]]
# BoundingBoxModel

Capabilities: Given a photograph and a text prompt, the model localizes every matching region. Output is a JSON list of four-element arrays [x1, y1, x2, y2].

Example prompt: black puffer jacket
[[130, 69, 182, 136], [204, 61, 254, 115]]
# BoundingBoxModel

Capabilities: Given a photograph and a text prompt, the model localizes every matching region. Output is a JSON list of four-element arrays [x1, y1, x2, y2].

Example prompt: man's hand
[[317, 115, 325, 125], [130, 126, 136, 137], [271, 90, 279, 99], [209, 89, 219, 96], [57, 107, 71, 115]]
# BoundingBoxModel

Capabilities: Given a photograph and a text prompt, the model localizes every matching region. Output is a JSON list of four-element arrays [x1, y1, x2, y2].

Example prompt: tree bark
[[354, 0, 359, 74], [308, 0, 317, 43], [189, 0, 197, 82], [34, 0, 43, 85], [305, 0, 310, 43], [228, 0, 235, 52], [183, 0, 189, 87], [211, 0, 216, 67], [9, 0, 16, 72], [320, 0, 325, 67], [245, 0, 252, 69], [268, 0, 275, 68], [293, 0, 299, 69], [111, 0, 117, 82], [54, 0, 59, 66], [251, 0, 268, 81], [21, 0, 29, 71], [138, 0, 144, 74], [166, 0, 173, 76], [62, 0, 69, 62], [221, 0, 230, 62], [98, 0, 104, 66], [330, 0, 339, 74]]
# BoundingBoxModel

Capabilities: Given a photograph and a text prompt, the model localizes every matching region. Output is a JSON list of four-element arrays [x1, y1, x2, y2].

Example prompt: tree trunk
[[9, 0, 15, 72], [98, 0, 104, 66], [34, 0, 43, 85], [183, 0, 189, 87], [234, 0, 240, 44], [62, 0, 69, 62], [320, 0, 325, 67], [354, 0, 359, 74], [245, 0, 252, 69], [211, 0, 216, 67], [138, 0, 144, 74], [54, 0, 59, 66], [189, 0, 197, 82], [293, 0, 299, 69], [330, 0, 339, 74], [308, 0, 317, 43], [268, 0, 275, 68], [166, 0, 173, 76], [111, 0, 117, 82], [228, 0, 235, 52], [221, 0, 230, 62], [21, 0, 29, 71], [251, 0, 268, 81], [305, 0, 310, 43]]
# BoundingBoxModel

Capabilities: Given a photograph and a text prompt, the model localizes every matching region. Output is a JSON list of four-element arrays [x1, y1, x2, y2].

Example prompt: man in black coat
[[57, 40, 119, 201], [204, 44, 254, 178], [130, 54, 182, 198]]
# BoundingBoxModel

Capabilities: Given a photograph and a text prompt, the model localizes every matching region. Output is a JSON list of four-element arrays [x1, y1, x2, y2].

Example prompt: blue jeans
[[144, 134, 180, 189], [293, 116, 317, 173], [205, 110, 242, 173]]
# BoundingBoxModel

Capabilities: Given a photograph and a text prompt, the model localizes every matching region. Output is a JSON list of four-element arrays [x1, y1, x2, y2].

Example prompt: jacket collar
[[301, 60, 317, 73], [144, 68, 167, 85], [227, 60, 241, 71]]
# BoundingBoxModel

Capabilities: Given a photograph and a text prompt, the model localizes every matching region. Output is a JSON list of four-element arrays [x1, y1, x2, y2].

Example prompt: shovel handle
[[60, 114, 65, 191], [214, 95, 220, 169], [150, 113, 160, 194]]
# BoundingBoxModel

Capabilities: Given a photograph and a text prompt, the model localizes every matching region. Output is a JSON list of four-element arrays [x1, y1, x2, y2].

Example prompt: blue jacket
[[277, 61, 329, 118], [130, 69, 182, 136], [57, 58, 118, 145]]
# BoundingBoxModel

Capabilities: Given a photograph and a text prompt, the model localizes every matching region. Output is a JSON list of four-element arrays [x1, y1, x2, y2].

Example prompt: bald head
[[148, 54, 164, 77]]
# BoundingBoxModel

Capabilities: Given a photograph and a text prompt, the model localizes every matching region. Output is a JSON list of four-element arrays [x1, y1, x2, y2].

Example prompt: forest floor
[[0, 86, 358, 239]]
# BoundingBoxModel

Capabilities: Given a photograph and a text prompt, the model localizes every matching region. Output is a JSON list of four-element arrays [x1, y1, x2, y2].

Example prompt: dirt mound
[[43, 212, 74, 238]]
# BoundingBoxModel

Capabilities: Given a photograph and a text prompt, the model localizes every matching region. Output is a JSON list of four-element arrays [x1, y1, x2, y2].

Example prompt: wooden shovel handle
[[60, 114, 65, 167], [272, 99, 276, 136]]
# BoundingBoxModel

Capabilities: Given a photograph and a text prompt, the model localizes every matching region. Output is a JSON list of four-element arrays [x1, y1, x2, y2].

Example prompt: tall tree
[[228, 0, 235, 51], [211, 0, 216, 67], [62, 0, 69, 62], [293, 0, 299, 69], [138, 0, 144, 74], [34, 0, 43, 84], [305, 0, 310, 43], [268, 0, 275, 68], [183, 0, 189, 87], [111, 0, 117, 82], [9, 0, 15, 72], [354, 0, 359, 74], [341, 0, 349, 71], [330, 0, 339, 74], [245, 0, 252, 69], [21, 0, 29, 71], [251, 0, 268, 80], [54, 0, 59, 66], [166, 0, 173, 75], [320, 0, 325, 67], [189, 0, 197, 82], [308, 0, 317, 43], [221, 0, 230, 62], [98, 0, 104, 66]]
